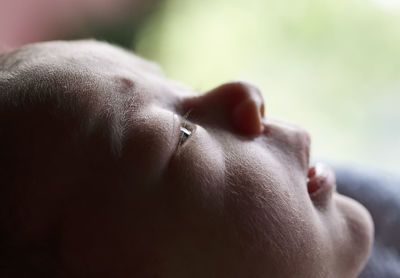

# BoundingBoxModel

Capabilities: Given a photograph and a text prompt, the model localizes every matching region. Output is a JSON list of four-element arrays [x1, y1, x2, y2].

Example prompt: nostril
[[191, 80, 265, 135], [232, 98, 263, 135], [260, 103, 265, 118]]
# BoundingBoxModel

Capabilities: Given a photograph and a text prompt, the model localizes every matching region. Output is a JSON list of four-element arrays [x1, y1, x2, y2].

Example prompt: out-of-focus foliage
[[134, 0, 400, 172]]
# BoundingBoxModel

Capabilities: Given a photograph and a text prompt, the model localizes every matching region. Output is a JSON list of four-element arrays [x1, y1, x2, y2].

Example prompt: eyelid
[[180, 126, 192, 137], [177, 118, 195, 146]]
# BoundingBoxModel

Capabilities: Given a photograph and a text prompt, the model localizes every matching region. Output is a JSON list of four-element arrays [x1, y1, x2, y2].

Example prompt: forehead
[[2, 40, 192, 104], [1, 40, 163, 76]]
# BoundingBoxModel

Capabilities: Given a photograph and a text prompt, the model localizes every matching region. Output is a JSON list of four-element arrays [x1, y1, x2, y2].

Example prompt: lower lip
[[307, 163, 336, 201]]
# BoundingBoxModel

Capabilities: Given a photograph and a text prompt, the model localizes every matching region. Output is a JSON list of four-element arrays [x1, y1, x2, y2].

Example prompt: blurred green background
[[131, 0, 400, 173]]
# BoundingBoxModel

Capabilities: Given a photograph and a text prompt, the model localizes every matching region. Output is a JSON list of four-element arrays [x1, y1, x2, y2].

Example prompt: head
[[0, 40, 373, 277]]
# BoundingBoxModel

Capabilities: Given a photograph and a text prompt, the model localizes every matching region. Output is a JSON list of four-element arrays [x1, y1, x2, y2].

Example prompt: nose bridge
[[185, 81, 265, 135]]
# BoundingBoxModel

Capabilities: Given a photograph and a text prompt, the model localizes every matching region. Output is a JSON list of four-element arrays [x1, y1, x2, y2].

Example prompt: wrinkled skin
[[0, 40, 373, 277]]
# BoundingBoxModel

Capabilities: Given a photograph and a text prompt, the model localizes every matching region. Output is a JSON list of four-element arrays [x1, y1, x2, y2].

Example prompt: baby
[[0, 40, 373, 277]]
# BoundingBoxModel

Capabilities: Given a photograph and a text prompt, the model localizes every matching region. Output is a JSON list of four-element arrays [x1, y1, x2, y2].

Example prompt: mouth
[[301, 132, 335, 203], [306, 163, 336, 203], [263, 119, 335, 203]]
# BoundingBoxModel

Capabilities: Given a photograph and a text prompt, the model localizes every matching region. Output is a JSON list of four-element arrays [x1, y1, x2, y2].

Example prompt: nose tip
[[184, 80, 265, 135], [226, 81, 265, 135]]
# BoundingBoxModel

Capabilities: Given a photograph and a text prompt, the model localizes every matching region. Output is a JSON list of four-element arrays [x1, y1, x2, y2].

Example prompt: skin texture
[[0, 40, 373, 277]]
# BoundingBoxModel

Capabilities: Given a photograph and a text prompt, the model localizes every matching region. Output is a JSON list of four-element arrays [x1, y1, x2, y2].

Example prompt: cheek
[[166, 127, 226, 215], [223, 178, 324, 276], [223, 143, 325, 274]]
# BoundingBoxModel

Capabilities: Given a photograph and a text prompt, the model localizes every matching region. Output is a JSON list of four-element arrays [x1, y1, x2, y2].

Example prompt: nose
[[183, 81, 265, 135]]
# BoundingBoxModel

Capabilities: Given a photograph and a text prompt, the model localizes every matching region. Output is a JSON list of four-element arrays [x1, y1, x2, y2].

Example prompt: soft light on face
[[0, 40, 373, 278]]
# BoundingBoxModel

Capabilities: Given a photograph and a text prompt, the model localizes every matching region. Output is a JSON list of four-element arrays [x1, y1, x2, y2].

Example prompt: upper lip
[[295, 128, 311, 177], [303, 131, 311, 168], [262, 118, 311, 174]]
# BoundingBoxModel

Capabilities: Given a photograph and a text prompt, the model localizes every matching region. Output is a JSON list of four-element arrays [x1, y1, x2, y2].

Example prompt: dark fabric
[[333, 164, 400, 278]]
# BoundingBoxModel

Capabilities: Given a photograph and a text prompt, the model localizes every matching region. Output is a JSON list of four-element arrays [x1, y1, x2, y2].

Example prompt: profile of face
[[0, 41, 373, 277]]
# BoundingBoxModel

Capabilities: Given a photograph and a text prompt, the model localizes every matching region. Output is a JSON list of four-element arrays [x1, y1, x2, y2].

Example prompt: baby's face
[[2, 41, 373, 277]]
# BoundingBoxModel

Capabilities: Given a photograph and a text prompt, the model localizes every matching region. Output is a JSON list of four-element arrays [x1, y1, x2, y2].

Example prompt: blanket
[[333, 163, 400, 278]]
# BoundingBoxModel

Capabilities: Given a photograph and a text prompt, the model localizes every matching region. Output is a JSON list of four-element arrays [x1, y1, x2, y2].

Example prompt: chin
[[334, 193, 374, 277]]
